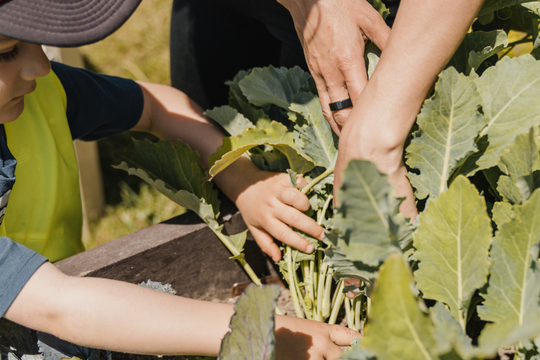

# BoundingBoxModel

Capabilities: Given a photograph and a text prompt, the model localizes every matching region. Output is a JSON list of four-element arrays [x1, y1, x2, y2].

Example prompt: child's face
[[0, 36, 51, 124]]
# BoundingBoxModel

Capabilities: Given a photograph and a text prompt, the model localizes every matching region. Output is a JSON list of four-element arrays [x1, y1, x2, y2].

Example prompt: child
[[0, 0, 358, 358]]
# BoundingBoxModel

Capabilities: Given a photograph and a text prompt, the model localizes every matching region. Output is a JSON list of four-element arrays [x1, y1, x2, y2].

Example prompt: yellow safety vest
[[0, 70, 84, 262]]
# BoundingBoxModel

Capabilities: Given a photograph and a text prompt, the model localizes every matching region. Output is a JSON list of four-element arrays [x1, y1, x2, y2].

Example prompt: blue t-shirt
[[0, 62, 143, 317]]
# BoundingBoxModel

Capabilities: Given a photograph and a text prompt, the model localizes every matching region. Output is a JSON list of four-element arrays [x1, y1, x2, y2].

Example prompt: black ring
[[329, 98, 353, 111]]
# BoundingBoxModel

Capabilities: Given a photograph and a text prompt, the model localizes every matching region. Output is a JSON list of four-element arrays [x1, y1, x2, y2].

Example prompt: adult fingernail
[[306, 244, 314, 253]]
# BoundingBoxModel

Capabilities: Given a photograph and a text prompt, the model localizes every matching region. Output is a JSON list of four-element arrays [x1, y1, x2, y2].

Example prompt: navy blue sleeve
[[51, 61, 144, 141], [0, 237, 48, 317]]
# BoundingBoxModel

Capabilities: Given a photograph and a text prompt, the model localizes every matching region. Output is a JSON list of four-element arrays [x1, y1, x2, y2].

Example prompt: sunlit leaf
[[205, 106, 255, 136], [327, 160, 406, 267], [219, 284, 280, 360], [406, 68, 486, 200], [290, 91, 338, 169], [473, 55, 540, 172], [414, 176, 492, 330], [207, 121, 314, 179], [478, 189, 540, 346], [361, 255, 440, 360]]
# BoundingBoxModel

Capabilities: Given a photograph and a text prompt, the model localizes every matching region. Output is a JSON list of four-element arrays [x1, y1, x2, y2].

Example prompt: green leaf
[[406, 68, 486, 200], [290, 91, 338, 169], [228, 70, 271, 124], [492, 201, 515, 228], [219, 284, 280, 360], [238, 66, 312, 109], [205, 106, 255, 136], [323, 242, 378, 282], [113, 138, 220, 215], [521, 2, 540, 17], [477, 189, 540, 346], [448, 30, 509, 74], [500, 127, 540, 177], [478, 0, 532, 17], [413, 176, 492, 330], [328, 160, 406, 267], [361, 254, 440, 360], [207, 121, 314, 178], [473, 55, 540, 172]]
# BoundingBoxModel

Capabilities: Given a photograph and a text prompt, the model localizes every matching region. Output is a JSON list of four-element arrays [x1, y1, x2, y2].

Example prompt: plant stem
[[316, 258, 327, 321], [317, 194, 333, 225], [322, 267, 334, 319], [329, 280, 345, 325], [213, 230, 262, 286], [301, 167, 334, 195], [286, 246, 304, 318], [344, 297, 354, 329]]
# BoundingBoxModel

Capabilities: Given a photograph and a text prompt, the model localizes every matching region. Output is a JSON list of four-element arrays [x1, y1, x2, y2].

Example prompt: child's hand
[[215, 157, 324, 262], [235, 170, 325, 262], [275, 315, 361, 360]]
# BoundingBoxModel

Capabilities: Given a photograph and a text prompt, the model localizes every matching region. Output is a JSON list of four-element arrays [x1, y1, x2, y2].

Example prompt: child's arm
[[131, 81, 324, 262], [4, 262, 358, 358]]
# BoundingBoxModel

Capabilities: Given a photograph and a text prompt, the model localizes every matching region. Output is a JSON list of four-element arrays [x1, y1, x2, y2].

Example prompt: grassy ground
[[78, 0, 186, 249]]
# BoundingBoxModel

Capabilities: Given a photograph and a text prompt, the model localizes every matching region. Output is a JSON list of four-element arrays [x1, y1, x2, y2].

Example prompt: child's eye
[[0, 46, 19, 63]]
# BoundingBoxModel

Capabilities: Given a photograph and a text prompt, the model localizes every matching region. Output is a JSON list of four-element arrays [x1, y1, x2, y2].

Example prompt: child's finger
[[248, 225, 282, 262], [277, 187, 311, 212], [265, 219, 315, 254], [276, 206, 324, 241], [328, 324, 362, 345]]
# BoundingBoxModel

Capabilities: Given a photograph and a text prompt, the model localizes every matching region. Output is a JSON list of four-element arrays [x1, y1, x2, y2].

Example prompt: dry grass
[[79, 0, 172, 85], [77, 0, 187, 249]]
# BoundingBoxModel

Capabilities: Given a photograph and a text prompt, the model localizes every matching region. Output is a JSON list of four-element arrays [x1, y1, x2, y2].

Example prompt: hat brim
[[0, 0, 142, 47]]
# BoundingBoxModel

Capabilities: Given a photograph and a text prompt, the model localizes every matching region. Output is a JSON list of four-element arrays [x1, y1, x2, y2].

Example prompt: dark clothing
[[169, 0, 400, 109]]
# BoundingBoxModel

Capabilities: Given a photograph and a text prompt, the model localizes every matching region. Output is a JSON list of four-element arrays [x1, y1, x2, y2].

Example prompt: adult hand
[[277, 0, 390, 134]]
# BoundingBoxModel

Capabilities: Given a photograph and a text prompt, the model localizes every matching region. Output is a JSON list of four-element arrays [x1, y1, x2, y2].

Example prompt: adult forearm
[[364, 0, 485, 144], [335, 0, 485, 218]]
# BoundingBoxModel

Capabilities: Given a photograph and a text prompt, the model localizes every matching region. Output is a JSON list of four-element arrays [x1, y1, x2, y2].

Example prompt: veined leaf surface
[[290, 91, 338, 169], [328, 160, 404, 267], [238, 66, 312, 109], [448, 30, 508, 74], [219, 285, 279, 360], [478, 189, 540, 345], [414, 176, 492, 330], [205, 106, 255, 136], [207, 121, 314, 178], [113, 139, 220, 215], [406, 68, 486, 200], [474, 55, 540, 171], [361, 255, 439, 360]]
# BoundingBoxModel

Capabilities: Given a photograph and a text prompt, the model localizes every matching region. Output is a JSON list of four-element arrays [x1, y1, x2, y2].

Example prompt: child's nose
[[19, 44, 51, 81]]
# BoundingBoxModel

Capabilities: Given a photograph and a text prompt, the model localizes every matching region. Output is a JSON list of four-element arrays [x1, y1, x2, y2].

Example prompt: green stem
[[317, 194, 333, 225], [344, 297, 354, 330], [316, 257, 327, 321], [354, 296, 362, 333], [286, 246, 304, 318], [301, 167, 334, 195], [329, 280, 345, 325], [213, 230, 262, 286], [322, 267, 333, 319]]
